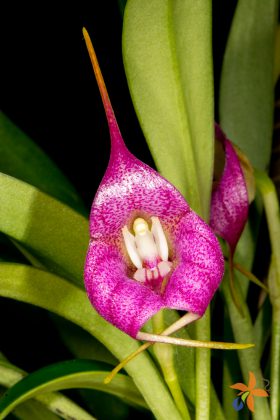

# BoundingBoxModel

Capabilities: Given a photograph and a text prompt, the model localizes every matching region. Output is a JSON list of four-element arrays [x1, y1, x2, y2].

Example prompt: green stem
[[229, 249, 244, 315], [255, 171, 280, 420], [267, 259, 280, 420], [255, 170, 280, 274], [271, 308, 280, 420], [195, 308, 211, 420], [233, 261, 268, 292], [222, 274, 271, 420], [152, 311, 191, 420]]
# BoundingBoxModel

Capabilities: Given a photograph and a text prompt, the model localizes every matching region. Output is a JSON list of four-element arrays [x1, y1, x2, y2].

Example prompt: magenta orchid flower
[[210, 124, 252, 310], [210, 124, 249, 255], [83, 29, 224, 341]]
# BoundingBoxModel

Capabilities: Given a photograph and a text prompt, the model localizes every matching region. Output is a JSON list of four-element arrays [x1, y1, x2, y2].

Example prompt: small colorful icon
[[230, 371, 269, 412]]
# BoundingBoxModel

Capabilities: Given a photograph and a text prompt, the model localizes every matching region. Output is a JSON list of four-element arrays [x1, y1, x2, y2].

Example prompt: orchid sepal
[[211, 124, 250, 254]]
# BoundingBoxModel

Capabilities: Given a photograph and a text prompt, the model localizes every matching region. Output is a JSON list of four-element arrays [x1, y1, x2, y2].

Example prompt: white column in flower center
[[122, 216, 172, 283]]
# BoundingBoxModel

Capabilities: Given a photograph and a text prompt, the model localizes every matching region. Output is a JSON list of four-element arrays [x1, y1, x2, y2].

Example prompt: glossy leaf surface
[[0, 360, 146, 418], [123, 0, 214, 218], [219, 0, 278, 170], [0, 360, 94, 420], [0, 173, 88, 286]]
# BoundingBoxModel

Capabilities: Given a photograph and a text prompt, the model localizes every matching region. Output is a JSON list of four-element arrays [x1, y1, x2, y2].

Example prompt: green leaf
[[254, 297, 272, 360], [162, 310, 225, 420], [0, 361, 25, 387], [0, 112, 85, 214], [0, 234, 27, 264], [0, 262, 182, 420], [0, 360, 94, 420], [161, 310, 195, 406], [0, 360, 146, 419], [222, 314, 243, 420], [123, 0, 214, 218], [0, 173, 88, 286], [53, 316, 117, 365], [221, 274, 271, 420], [11, 400, 60, 420], [145, 312, 225, 419], [274, 25, 280, 84], [118, 0, 127, 16], [219, 0, 278, 170]]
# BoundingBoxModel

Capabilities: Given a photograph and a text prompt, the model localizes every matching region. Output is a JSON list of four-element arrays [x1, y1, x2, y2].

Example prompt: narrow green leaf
[[0, 173, 88, 285], [221, 274, 271, 420], [123, 0, 214, 217], [274, 25, 280, 84], [0, 360, 146, 419], [0, 113, 85, 213], [219, 0, 278, 170], [10, 400, 60, 420], [195, 309, 211, 420], [0, 234, 27, 264], [222, 362, 240, 420], [0, 263, 182, 420], [0, 361, 25, 387], [51, 319, 128, 419], [255, 174, 280, 420], [151, 310, 191, 420], [0, 361, 93, 420], [118, 0, 127, 16], [253, 297, 272, 360], [222, 314, 243, 420], [162, 310, 226, 420], [53, 316, 117, 365], [160, 310, 195, 406]]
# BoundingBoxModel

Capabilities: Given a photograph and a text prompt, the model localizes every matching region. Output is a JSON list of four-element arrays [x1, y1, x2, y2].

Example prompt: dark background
[[1, 0, 237, 208]]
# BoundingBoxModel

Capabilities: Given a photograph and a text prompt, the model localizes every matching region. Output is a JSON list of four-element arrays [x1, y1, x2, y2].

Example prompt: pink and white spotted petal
[[164, 211, 224, 315], [85, 240, 164, 338]]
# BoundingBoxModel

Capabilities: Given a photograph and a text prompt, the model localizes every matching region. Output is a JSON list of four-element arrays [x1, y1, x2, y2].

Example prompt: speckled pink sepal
[[210, 124, 249, 253]]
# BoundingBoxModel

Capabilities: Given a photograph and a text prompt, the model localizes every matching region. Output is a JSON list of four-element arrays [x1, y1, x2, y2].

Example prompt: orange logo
[[230, 371, 269, 412]]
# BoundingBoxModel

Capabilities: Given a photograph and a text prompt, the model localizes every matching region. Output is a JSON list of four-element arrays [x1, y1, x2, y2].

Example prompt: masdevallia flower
[[209, 125, 260, 309], [210, 124, 251, 254], [83, 28, 224, 340]]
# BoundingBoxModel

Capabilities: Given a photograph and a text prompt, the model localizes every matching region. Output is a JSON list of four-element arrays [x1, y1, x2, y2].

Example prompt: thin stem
[[193, 197, 214, 420], [255, 170, 280, 275], [222, 274, 271, 420], [255, 171, 280, 419], [195, 309, 211, 420], [233, 261, 268, 292], [229, 249, 244, 316], [104, 312, 252, 384], [104, 312, 199, 384], [104, 343, 150, 384], [267, 259, 280, 420], [136, 332, 253, 349], [271, 308, 280, 420], [152, 311, 191, 420]]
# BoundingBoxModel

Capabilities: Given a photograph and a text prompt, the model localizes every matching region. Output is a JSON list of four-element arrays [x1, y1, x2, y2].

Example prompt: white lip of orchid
[[122, 216, 172, 282]]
